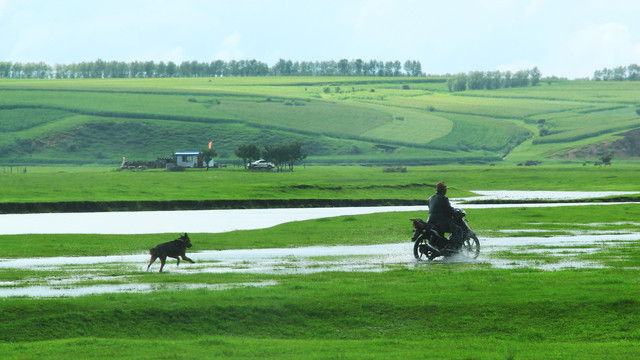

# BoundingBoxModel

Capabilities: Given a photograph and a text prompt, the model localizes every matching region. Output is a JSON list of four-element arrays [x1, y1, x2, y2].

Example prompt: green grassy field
[[1, 165, 638, 205], [1, 77, 638, 165], [1, 60, 640, 360], [1, 203, 639, 359]]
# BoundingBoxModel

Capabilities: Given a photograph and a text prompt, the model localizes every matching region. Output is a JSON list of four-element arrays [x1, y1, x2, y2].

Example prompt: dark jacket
[[427, 192, 454, 225]]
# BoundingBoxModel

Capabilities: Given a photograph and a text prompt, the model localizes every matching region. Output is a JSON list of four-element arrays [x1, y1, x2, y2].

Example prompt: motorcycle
[[410, 208, 480, 261]]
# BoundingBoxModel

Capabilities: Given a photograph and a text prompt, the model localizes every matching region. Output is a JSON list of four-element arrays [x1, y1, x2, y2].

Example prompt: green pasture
[[465, 80, 640, 104], [1, 267, 638, 359], [533, 107, 640, 144], [1, 77, 638, 165], [1, 203, 640, 359], [1, 164, 640, 358], [1, 165, 639, 205], [356, 91, 592, 119]]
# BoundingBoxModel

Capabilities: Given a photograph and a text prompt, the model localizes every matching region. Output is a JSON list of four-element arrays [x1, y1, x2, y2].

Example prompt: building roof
[[174, 151, 201, 155]]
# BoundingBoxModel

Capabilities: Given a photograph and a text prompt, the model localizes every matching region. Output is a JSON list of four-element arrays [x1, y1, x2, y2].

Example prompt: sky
[[1, 0, 639, 79]]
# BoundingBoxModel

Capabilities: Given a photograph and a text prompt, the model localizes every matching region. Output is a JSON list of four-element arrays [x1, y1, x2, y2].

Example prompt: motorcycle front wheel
[[460, 233, 480, 259]]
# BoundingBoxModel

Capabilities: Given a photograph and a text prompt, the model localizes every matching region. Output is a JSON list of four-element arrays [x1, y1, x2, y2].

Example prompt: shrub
[[166, 164, 185, 172], [383, 166, 407, 173]]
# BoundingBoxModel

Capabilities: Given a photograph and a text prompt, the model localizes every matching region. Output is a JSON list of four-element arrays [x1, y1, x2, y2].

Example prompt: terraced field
[[0, 77, 638, 165]]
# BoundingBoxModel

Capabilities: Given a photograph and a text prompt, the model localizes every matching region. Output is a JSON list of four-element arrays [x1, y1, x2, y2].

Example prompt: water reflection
[[0, 191, 637, 235], [0, 281, 277, 298]]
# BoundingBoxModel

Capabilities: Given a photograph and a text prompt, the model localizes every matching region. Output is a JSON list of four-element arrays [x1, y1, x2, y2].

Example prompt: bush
[[166, 164, 185, 172], [383, 166, 407, 173]]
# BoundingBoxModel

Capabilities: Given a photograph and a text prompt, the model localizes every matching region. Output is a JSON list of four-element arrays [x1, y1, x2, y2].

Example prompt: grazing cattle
[[147, 233, 195, 272]]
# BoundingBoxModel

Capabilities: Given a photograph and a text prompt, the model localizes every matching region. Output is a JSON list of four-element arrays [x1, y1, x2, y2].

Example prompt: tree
[[446, 73, 467, 92], [354, 59, 364, 76], [166, 61, 177, 77], [337, 59, 350, 75], [467, 71, 485, 90], [403, 60, 422, 76], [530, 67, 541, 86], [262, 141, 307, 172], [282, 141, 307, 171], [235, 143, 261, 169], [200, 148, 217, 171], [513, 70, 530, 87], [628, 64, 640, 80]]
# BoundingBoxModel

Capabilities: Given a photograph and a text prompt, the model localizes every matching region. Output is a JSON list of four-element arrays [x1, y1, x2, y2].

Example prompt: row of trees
[[235, 141, 307, 172], [446, 67, 541, 92], [592, 64, 640, 81], [0, 59, 423, 79]]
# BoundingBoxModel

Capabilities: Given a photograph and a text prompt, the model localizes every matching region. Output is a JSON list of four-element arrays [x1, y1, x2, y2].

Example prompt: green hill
[[0, 77, 638, 165]]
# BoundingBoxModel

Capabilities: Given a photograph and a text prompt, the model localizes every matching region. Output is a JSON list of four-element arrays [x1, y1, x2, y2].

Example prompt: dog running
[[147, 233, 195, 272]]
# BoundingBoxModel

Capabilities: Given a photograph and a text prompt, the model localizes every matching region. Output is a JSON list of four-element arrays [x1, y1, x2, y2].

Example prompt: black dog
[[147, 233, 195, 272]]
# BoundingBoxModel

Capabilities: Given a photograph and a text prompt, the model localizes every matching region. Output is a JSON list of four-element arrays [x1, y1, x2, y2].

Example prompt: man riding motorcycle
[[427, 181, 463, 249]]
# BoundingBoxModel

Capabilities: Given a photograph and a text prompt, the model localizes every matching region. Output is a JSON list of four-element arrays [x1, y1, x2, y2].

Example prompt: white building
[[174, 151, 214, 168]]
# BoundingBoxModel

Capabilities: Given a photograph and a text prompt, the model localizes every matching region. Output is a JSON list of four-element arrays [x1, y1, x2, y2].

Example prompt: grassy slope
[[0, 78, 638, 165]]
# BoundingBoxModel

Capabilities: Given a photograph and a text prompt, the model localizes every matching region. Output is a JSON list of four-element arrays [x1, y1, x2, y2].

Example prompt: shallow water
[[466, 190, 639, 201], [0, 190, 637, 235], [1, 233, 636, 270], [1, 232, 638, 297], [0, 281, 277, 298], [1, 190, 638, 297]]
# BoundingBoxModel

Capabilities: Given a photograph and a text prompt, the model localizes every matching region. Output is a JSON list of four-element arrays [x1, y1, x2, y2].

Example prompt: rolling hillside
[[0, 77, 638, 166]]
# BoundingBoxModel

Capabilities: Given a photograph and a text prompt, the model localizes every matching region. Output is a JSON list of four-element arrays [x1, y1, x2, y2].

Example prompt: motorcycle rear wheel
[[460, 233, 480, 259], [413, 238, 436, 261]]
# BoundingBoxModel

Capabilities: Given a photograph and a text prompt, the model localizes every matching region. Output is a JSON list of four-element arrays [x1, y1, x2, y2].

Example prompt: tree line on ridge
[[0, 59, 423, 79]]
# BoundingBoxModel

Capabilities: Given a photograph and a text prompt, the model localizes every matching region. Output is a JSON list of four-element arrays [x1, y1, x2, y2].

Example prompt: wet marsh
[[1, 191, 639, 358]]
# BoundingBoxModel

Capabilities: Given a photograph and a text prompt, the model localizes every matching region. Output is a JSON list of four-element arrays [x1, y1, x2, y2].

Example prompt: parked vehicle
[[410, 208, 480, 260], [248, 159, 275, 169]]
